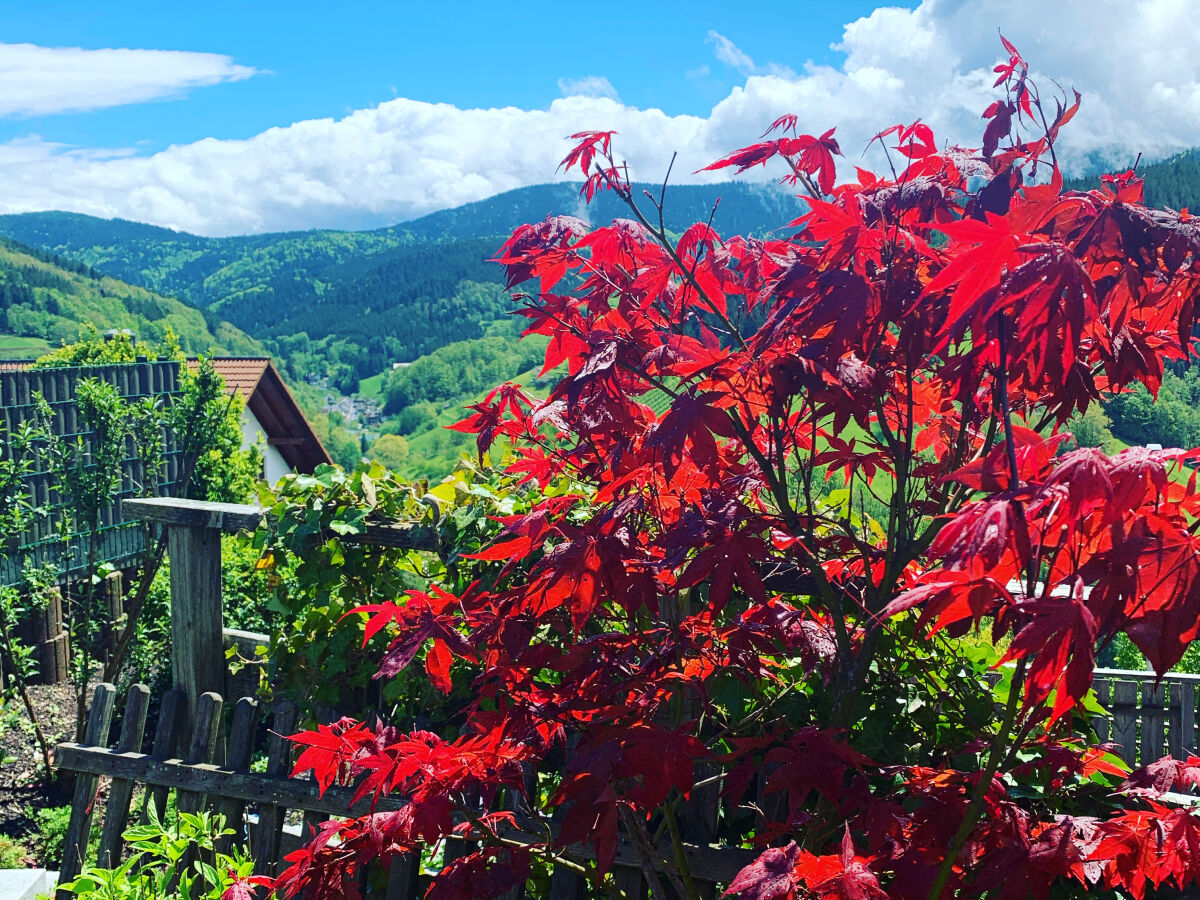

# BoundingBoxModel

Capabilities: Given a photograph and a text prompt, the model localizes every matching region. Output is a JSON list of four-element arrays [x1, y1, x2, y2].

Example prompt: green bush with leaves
[[253, 458, 553, 720], [60, 809, 254, 900]]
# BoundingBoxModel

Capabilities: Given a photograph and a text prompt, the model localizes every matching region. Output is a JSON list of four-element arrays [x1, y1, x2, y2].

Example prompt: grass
[[0, 333, 52, 359], [358, 370, 387, 400], [397, 362, 555, 481]]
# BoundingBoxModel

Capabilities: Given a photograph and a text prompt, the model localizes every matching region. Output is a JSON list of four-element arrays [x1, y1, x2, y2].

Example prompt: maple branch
[[783, 156, 824, 201], [926, 657, 1029, 900], [661, 804, 704, 900], [996, 318, 1021, 487], [618, 807, 676, 900], [926, 314, 1033, 900], [601, 160, 747, 351]]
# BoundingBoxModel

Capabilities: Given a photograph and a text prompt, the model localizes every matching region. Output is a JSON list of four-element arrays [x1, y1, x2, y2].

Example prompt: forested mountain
[[0, 181, 798, 295], [0, 237, 263, 358], [0, 181, 800, 384], [393, 181, 802, 243], [1064, 148, 1200, 209]]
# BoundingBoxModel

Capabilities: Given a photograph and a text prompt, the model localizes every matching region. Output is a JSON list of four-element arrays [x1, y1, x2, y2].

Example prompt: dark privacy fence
[[0, 359, 185, 586]]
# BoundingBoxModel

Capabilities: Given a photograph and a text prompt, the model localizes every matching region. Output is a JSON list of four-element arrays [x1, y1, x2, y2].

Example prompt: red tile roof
[[204, 358, 270, 401], [188, 357, 330, 473]]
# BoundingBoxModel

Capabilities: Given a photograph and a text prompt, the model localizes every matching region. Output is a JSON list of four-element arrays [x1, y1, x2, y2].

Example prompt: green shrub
[[0, 834, 32, 867], [59, 809, 253, 899], [32, 804, 71, 868]]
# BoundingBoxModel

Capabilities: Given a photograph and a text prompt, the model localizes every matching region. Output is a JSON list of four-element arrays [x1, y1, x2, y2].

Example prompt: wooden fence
[[1091, 669, 1200, 763], [54, 680, 757, 899], [52, 667, 1200, 899]]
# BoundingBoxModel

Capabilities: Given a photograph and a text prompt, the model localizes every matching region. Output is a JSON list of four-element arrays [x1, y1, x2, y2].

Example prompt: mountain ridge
[[0, 181, 804, 382]]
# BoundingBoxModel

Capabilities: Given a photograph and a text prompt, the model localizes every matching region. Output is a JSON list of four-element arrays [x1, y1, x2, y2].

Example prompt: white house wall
[[241, 406, 292, 484]]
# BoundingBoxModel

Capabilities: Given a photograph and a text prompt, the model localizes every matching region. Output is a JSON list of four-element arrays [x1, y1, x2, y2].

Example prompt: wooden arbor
[[121, 496, 438, 718]]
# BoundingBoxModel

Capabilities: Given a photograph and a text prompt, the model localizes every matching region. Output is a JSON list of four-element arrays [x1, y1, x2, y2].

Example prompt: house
[[193, 357, 331, 483]]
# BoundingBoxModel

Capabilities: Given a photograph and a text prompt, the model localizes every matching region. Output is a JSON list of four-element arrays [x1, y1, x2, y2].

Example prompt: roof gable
[[189, 357, 331, 474]]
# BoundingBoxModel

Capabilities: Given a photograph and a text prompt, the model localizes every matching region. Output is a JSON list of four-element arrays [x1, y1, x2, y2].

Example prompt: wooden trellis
[[0, 359, 185, 587]]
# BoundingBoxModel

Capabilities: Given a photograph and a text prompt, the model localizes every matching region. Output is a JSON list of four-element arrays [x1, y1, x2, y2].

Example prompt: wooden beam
[[122, 497, 440, 551], [54, 743, 757, 883], [123, 497, 264, 532], [169, 522, 224, 717]]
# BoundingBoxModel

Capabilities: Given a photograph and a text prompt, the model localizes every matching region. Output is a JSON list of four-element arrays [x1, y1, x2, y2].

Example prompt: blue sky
[[2, 1, 1199, 235], [0, 1, 888, 152]]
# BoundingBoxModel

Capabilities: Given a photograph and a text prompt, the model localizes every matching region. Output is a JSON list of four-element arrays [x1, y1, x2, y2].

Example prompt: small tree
[[267, 39, 1200, 900], [3, 332, 263, 744], [0, 422, 53, 776]]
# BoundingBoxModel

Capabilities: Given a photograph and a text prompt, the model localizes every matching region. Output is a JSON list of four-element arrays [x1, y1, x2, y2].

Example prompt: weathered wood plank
[[177, 692, 223, 815], [383, 853, 420, 900], [1111, 681, 1140, 765], [612, 867, 647, 900], [548, 866, 589, 900], [1182, 682, 1197, 760], [97, 684, 150, 868], [57, 683, 117, 897], [214, 697, 258, 854], [1168, 684, 1185, 761], [253, 701, 296, 877], [142, 689, 185, 824], [1142, 682, 1167, 765], [168, 524, 224, 716], [123, 497, 265, 532], [1095, 668, 1200, 685], [684, 760, 721, 900], [123, 497, 439, 550], [1092, 676, 1112, 744]]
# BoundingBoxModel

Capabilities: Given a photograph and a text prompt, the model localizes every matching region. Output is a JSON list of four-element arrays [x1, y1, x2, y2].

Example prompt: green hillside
[[0, 182, 799, 301], [0, 182, 806, 481], [0, 237, 263, 357], [0, 182, 800, 383]]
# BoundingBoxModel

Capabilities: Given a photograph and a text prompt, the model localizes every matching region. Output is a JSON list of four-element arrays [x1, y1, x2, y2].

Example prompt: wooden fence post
[[57, 683, 116, 897], [167, 523, 224, 717]]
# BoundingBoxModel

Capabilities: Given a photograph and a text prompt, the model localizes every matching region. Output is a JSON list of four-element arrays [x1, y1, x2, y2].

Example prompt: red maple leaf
[[725, 842, 802, 900]]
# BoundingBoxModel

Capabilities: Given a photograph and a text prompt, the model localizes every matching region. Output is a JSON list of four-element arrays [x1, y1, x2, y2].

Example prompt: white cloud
[[706, 31, 796, 79], [707, 31, 758, 76], [557, 76, 619, 100], [3, 1, 1200, 235], [0, 42, 259, 117]]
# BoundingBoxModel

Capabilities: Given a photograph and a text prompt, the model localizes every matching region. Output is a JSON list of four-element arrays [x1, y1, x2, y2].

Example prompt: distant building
[[192, 358, 331, 483]]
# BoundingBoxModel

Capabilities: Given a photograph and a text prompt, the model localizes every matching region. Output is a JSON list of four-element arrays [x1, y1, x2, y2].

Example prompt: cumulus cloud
[[0, 98, 707, 235], [557, 76, 619, 100], [3, 0, 1200, 235], [0, 42, 259, 117]]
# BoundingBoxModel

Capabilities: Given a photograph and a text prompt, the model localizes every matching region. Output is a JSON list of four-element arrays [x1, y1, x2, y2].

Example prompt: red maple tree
[[258, 38, 1200, 900]]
